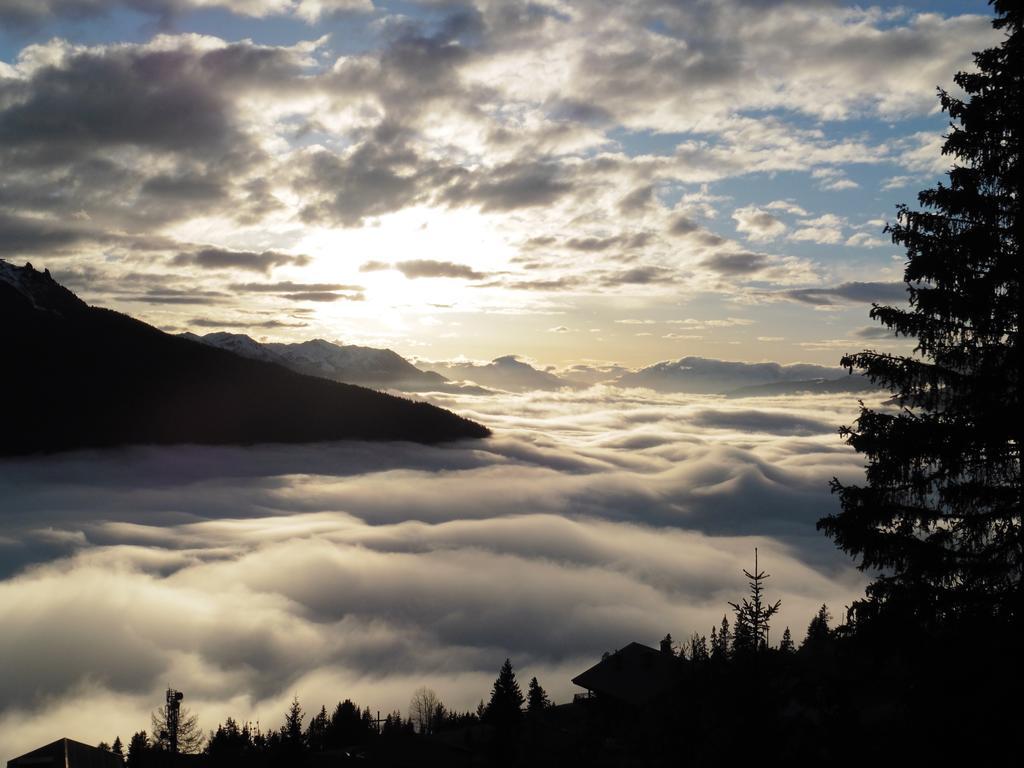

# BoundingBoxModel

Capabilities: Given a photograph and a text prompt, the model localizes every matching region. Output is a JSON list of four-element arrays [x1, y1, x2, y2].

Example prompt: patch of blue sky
[[0, 8, 156, 60], [872, 0, 992, 18], [607, 127, 692, 158]]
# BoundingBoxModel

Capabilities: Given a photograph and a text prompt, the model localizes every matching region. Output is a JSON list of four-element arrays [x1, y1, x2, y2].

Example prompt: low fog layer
[[0, 387, 873, 760]]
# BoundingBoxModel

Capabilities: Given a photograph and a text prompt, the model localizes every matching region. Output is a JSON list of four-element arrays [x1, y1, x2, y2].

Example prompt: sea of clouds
[[0, 387, 875, 760]]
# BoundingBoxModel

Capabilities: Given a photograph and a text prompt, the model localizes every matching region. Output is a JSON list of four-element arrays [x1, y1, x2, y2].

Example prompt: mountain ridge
[[1, 261, 489, 455]]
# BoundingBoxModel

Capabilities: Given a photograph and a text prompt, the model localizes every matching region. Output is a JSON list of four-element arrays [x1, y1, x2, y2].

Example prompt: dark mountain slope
[[0, 261, 489, 455]]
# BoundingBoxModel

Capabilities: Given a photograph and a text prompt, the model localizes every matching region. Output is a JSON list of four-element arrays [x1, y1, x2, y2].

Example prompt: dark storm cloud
[[0, 211, 102, 255], [172, 247, 311, 273], [396, 260, 487, 280], [700, 251, 770, 276], [773, 281, 907, 306]]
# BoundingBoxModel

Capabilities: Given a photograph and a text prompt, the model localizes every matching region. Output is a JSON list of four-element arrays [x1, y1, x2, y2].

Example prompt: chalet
[[571, 642, 682, 707], [7, 738, 123, 768]]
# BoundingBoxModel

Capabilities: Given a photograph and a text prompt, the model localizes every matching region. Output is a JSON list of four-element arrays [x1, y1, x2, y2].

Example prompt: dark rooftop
[[571, 642, 682, 707]]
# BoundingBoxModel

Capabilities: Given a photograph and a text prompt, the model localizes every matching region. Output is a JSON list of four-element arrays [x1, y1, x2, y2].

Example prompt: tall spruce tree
[[485, 658, 525, 726], [728, 549, 781, 652], [821, 1, 1022, 624], [779, 627, 795, 654], [281, 696, 305, 747], [526, 677, 551, 714]]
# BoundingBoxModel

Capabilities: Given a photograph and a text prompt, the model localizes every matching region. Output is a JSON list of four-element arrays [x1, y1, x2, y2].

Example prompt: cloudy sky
[[0, 1, 1000, 759], [0, 0, 997, 367]]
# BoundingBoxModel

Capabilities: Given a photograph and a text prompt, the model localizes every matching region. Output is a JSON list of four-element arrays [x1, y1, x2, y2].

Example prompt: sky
[[0, 0, 1000, 368], [0, 2, 1003, 758], [1, 386, 874, 758]]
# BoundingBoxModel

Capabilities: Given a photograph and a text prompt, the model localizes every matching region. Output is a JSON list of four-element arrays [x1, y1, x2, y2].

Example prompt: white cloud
[[789, 214, 847, 245], [732, 206, 787, 242], [0, 387, 875, 760]]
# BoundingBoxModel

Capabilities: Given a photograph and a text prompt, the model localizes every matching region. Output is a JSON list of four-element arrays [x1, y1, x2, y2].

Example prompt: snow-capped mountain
[[615, 356, 851, 394], [181, 332, 450, 390], [421, 355, 577, 392], [267, 338, 445, 386], [180, 331, 289, 366], [0, 259, 86, 316]]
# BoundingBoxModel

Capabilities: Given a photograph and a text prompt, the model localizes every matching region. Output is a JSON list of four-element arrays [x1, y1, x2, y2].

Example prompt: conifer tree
[[281, 696, 305, 747], [305, 705, 328, 751], [526, 677, 551, 713], [711, 616, 731, 659], [821, 1, 1022, 624], [779, 627, 795, 654], [802, 604, 832, 650], [485, 658, 525, 726], [112, 737, 124, 758], [729, 549, 781, 652], [689, 632, 709, 662], [126, 732, 149, 768]]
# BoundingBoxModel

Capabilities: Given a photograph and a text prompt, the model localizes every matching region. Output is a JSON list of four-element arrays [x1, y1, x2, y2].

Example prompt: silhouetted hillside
[[0, 261, 489, 455]]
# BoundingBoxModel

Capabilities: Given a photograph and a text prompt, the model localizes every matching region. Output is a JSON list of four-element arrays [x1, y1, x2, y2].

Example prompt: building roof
[[571, 642, 682, 707], [8, 738, 124, 768]]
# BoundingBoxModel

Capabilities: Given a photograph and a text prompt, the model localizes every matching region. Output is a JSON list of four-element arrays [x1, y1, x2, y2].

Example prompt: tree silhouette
[[729, 549, 781, 653], [485, 658, 525, 726], [659, 633, 674, 655], [280, 696, 305, 752], [409, 687, 441, 735], [710, 615, 731, 660], [526, 677, 551, 714], [305, 705, 328, 752], [689, 632, 709, 662], [821, 1, 1022, 625], [779, 626, 795, 654], [111, 737, 124, 758], [801, 604, 832, 650], [126, 732, 148, 768], [152, 705, 204, 754], [327, 699, 364, 747]]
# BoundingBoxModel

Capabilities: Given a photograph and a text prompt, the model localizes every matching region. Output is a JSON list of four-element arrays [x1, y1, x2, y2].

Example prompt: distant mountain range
[[421, 355, 579, 393], [183, 333, 877, 398], [615, 356, 876, 396], [0, 261, 489, 455], [181, 332, 460, 391]]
